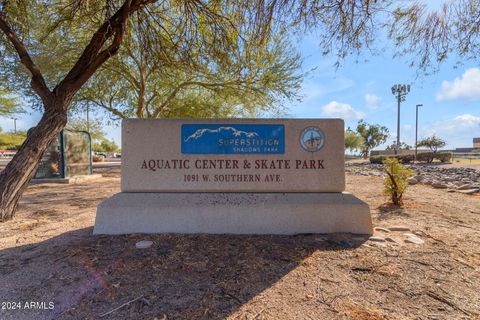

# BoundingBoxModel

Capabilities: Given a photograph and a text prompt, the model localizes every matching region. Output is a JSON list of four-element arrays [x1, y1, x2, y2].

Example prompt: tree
[[356, 120, 389, 159], [75, 28, 303, 119], [94, 139, 120, 153], [389, 0, 480, 73], [417, 135, 446, 153], [0, 0, 387, 220], [66, 118, 108, 144], [0, 89, 22, 116], [344, 129, 363, 155], [385, 141, 411, 151]]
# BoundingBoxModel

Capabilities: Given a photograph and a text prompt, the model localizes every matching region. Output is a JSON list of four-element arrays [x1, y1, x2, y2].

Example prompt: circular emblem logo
[[299, 127, 325, 152]]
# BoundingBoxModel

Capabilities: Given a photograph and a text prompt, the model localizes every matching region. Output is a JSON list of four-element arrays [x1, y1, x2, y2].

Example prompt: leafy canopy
[[73, 26, 303, 119], [0, 89, 22, 116], [344, 129, 364, 154], [356, 120, 389, 159], [417, 134, 446, 153]]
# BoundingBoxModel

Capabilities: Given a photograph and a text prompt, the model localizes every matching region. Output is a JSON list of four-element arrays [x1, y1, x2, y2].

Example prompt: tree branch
[[57, 0, 157, 96], [0, 14, 51, 105], [86, 98, 128, 119]]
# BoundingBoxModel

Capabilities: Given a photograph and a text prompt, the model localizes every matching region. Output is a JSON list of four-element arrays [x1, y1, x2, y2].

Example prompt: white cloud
[[321, 101, 365, 120], [429, 114, 480, 134], [364, 94, 381, 109], [436, 68, 480, 101], [422, 114, 480, 148]]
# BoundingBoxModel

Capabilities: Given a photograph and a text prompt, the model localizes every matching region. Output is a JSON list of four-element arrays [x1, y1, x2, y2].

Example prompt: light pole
[[415, 104, 423, 162], [11, 117, 17, 133], [391, 84, 411, 154]]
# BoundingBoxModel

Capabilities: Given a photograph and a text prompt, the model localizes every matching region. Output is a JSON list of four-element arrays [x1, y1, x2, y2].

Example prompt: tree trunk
[[0, 103, 67, 221]]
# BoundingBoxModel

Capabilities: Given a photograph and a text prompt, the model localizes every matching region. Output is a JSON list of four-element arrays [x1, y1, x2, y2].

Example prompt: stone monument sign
[[94, 119, 372, 235]]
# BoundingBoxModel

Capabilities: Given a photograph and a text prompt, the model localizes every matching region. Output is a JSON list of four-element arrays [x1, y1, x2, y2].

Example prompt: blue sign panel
[[181, 124, 285, 154]]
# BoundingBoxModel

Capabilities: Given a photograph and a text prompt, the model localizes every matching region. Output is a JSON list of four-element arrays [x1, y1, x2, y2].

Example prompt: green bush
[[435, 152, 452, 163], [370, 155, 386, 164], [92, 155, 105, 162], [383, 158, 415, 206], [416, 152, 452, 163], [416, 152, 434, 163], [397, 154, 414, 163], [0, 132, 26, 150], [370, 154, 414, 164]]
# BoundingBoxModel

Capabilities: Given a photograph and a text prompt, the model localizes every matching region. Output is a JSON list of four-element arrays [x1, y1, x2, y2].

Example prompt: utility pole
[[391, 84, 411, 154], [415, 104, 423, 162], [11, 117, 17, 133]]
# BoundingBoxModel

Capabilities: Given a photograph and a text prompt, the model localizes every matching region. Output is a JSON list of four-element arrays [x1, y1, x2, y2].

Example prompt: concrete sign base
[[94, 192, 372, 235]]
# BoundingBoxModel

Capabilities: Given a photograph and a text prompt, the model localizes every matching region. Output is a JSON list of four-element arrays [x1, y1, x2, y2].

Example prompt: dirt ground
[[0, 167, 479, 320]]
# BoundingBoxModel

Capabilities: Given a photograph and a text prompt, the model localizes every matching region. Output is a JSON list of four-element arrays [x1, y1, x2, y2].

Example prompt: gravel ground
[[0, 167, 479, 320]]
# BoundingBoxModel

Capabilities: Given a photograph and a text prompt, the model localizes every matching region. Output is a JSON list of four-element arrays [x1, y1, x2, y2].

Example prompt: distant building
[[454, 138, 480, 153], [474, 138, 480, 148]]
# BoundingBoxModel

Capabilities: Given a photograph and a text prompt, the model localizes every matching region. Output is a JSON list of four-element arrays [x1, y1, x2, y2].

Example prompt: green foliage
[[73, 25, 303, 119], [356, 120, 389, 159], [0, 130, 27, 150], [370, 154, 414, 164], [344, 129, 364, 154], [416, 151, 452, 163], [0, 89, 22, 116], [385, 141, 411, 151], [93, 139, 120, 153], [383, 158, 415, 206], [66, 118, 107, 143], [390, 1, 480, 72], [417, 135, 446, 153]]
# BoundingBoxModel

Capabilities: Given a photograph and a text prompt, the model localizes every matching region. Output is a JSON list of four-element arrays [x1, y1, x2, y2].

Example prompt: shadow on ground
[[376, 203, 409, 220], [0, 228, 367, 320]]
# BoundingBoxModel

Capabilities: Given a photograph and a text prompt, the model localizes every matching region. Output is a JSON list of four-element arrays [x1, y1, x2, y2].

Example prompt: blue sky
[[1, 0, 479, 150], [286, 33, 480, 149]]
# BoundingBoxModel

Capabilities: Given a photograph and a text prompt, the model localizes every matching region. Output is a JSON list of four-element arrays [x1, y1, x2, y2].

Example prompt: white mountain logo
[[184, 126, 259, 142]]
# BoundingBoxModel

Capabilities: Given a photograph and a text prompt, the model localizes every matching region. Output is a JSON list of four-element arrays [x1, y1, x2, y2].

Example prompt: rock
[[374, 227, 390, 233], [457, 189, 479, 194], [369, 236, 385, 242], [135, 240, 154, 249], [389, 225, 410, 232], [447, 189, 456, 193], [457, 184, 473, 190], [432, 182, 448, 189], [385, 237, 399, 243], [408, 177, 418, 185], [414, 175, 423, 182], [405, 236, 425, 245]]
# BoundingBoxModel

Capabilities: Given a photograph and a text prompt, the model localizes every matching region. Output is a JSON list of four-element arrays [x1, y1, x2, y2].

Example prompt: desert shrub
[[370, 154, 414, 164], [369, 155, 386, 164], [397, 154, 414, 163], [416, 152, 434, 163], [416, 151, 452, 163], [92, 155, 105, 162], [383, 158, 415, 206], [435, 152, 452, 162]]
